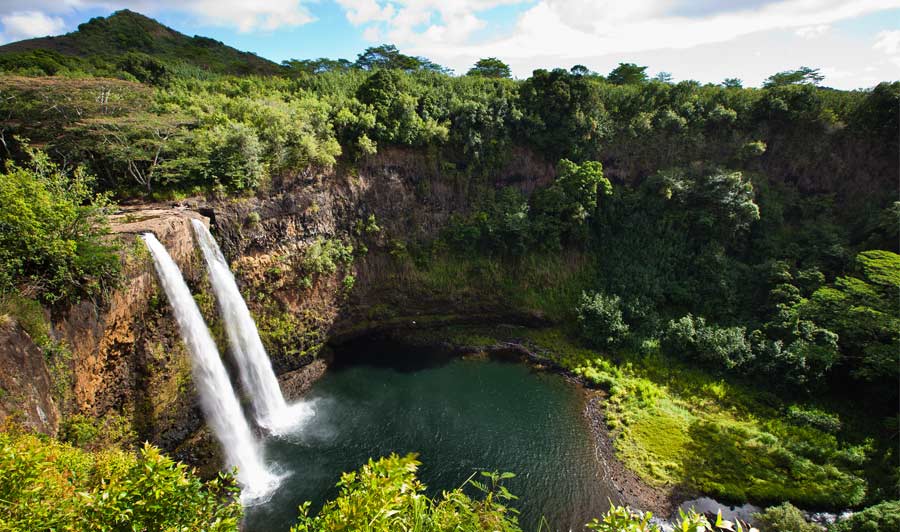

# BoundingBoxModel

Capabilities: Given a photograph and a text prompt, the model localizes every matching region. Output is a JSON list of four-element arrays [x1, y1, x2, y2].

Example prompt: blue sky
[[0, 1, 898, 88]]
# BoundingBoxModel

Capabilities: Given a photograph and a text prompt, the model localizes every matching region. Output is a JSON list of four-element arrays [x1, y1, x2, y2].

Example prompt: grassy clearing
[[407, 324, 874, 509]]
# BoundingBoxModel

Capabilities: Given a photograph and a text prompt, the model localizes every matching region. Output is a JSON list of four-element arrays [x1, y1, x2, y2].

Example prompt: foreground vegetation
[[0, 428, 242, 531], [0, 430, 785, 532]]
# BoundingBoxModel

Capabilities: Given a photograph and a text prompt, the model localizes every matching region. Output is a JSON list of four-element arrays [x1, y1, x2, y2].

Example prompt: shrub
[[786, 405, 842, 433], [831, 500, 900, 532], [577, 291, 629, 348], [200, 122, 265, 192], [662, 314, 752, 370], [290, 453, 521, 532], [60, 412, 137, 450], [300, 238, 354, 276], [0, 146, 120, 304], [0, 430, 241, 531], [587, 505, 744, 532], [754, 502, 819, 532]]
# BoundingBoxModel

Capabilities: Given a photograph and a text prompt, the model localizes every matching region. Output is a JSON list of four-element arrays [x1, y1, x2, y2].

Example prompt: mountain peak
[[0, 10, 281, 76]]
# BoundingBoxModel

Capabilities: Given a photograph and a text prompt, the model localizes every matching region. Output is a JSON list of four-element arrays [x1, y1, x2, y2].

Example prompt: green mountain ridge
[[0, 9, 282, 76]]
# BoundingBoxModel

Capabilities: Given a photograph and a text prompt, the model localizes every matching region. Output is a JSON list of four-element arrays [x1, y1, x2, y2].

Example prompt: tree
[[355, 69, 447, 145], [282, 57, 352, 75], [518, 68, 611, 160], [74, 113, 193, 193], [200, 122, 264, 191], [570, 64, 591, 76], [663, 315, 753, 370], [763, 66, 824, 88], [607, 63, 648, 85], [354, 44, 448, 73], [577, 291, 629, 348], [467, 57, 511, 78], [0, 145, 120, 303], [722, 78, 743, 88], [804, 250, 900, 393], [531, 159, 611, 248], [355, 44, 417, 71], [651, 168, 760, 239], [116, 52, 172, 85], [653, 71, 673, 83]]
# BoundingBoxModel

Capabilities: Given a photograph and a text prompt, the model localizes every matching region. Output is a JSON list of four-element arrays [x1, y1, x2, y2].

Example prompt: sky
[[0, 1, 898, 88]]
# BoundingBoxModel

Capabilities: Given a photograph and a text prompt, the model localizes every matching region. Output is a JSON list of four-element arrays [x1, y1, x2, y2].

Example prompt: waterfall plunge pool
[[243, 337, 619, 532]]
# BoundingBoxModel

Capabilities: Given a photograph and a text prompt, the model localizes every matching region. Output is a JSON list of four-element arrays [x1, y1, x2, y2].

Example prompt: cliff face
[[0, 321, 60, 435], [0, 147, 554, 453], [207, 147, 555, 371], [49, 208, 210, 447]]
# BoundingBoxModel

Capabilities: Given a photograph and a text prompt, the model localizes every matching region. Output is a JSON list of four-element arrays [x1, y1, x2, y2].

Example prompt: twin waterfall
[[191, 220, 314, 434], [142, 221, 312, 502]]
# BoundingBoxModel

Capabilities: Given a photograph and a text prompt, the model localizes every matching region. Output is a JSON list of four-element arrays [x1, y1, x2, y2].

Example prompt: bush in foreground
[[0, 430, 241, 531], [753, 502, 819, 532], [290, 453, 521, 532], [831, 500, 900, 532]]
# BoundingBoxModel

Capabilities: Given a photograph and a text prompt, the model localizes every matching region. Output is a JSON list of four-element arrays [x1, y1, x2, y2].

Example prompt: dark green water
[[243, 340, 616, 531]]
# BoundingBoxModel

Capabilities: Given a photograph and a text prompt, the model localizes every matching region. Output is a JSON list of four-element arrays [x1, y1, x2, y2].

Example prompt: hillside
[[0, 9, 281, 76]]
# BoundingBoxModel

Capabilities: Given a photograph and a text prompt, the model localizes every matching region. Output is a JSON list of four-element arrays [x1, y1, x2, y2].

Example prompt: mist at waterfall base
[[244, 340, 617, 532], [141, 233, 278, 501], [192, 219, 313, 435]]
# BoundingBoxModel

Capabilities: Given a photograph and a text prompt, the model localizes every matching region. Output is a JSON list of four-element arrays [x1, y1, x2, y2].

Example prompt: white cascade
[[191, 219, 314, 435], [142, 232, 278, 502]]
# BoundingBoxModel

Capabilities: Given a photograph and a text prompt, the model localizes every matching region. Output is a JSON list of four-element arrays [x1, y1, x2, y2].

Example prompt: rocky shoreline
[[582, 392, 683, 517]]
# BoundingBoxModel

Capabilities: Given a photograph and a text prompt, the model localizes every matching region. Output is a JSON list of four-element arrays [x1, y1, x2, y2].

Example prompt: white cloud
[[0, 1, 316, 33], [0, 11, 66, 42], [407, 0, 900, 60], [328, 0, 900, 88], [330, 0, 899, 83], [336, 1, 523, 45], [362, 25, 381, 42], [336, 0, 395, 26], [183, 1, 314, 32], [819, 66, 851, 79], [873, 29, 900, 54], [795, 24, 830, 38]]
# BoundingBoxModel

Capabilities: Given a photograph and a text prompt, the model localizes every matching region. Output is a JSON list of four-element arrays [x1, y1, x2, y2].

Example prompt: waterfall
[[191, 219, 314, 434], [142, 232, 278, 502]]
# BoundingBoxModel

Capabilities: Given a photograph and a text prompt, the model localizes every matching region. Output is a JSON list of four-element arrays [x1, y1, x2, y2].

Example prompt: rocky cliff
[[0, 321, 60, 435]]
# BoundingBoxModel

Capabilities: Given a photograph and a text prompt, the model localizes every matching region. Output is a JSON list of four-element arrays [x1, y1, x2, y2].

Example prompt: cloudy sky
[[0, 1, 898, 88]]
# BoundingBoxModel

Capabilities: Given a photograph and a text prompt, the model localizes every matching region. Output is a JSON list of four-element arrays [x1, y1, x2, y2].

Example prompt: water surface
[[244, 340, 616, 531]]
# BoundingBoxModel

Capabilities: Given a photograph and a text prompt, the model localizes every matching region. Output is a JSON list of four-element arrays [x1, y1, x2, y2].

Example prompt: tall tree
[[354, 44, 448, 73], [607, 63, 648, 85], [763, 66, 824, 88], [467, 57, 512, 78]]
